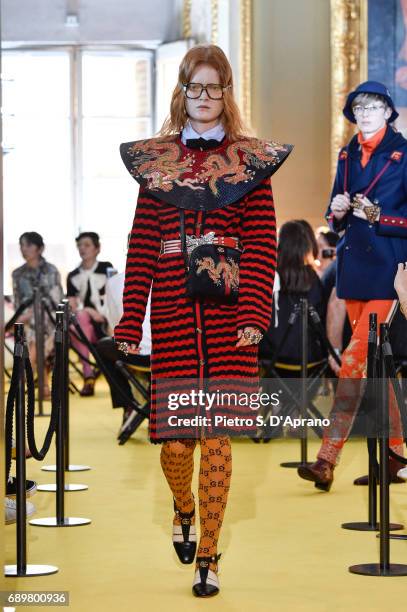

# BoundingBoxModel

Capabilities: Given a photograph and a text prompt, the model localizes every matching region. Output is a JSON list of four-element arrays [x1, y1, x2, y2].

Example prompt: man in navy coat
[[298, 81, 407, 491]]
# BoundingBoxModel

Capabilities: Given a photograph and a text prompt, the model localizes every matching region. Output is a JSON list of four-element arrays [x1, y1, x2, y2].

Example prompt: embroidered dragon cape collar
[[119, 134, 293, 211]]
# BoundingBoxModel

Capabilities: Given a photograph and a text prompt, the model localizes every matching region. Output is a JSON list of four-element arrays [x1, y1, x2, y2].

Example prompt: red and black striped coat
[[114, 177, 277, 441]]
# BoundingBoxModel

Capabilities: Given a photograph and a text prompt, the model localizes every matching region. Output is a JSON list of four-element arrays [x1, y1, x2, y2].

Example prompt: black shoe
[[6, 477, 37, 498], [117, 409, 146, 445], [354, 459, 406, 485], [172, 498, 197, 564], [192, 553, 221, 597]]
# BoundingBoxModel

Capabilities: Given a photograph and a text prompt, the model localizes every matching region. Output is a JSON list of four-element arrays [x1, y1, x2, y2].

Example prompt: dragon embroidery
[[195, 257, 240, 291], [126, 136, 290, 197]]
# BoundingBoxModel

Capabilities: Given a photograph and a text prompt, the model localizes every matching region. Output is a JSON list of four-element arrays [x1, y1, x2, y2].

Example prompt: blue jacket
[[327, 126, 407, 300]]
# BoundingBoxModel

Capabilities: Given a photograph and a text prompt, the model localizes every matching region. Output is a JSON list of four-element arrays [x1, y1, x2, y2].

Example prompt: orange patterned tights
[[160, 436, 232, 563]]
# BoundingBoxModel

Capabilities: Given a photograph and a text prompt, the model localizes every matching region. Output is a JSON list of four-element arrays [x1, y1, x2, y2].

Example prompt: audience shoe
[[6, 477, 37, 498], [297, 458, 334, 491], [117, 409, 146, 445], [192, 553, 221, 597], [173, 498, 196, 564], [5, 497, 36, 525], [80, 377, 95, 397], [354, 458, 406, 485], [397, 466, 407, 480]]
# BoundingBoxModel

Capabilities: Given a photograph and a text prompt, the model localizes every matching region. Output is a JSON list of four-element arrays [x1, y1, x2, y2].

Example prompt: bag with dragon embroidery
[[180, 210, 242, 304]]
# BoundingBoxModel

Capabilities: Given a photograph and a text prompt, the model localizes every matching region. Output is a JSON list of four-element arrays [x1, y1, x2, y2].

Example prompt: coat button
[[392, 220, 396, 223], [199, 359, 205, 366], [196, 327, 202, 334], [384, 218, 388, 222], [368, 224, 372, 228], [345, 246, 350, 250]]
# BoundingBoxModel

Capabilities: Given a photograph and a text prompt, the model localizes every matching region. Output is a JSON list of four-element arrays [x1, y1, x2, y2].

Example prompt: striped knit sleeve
[[237, 177, 277, 335], [114, 189, 161, 346]]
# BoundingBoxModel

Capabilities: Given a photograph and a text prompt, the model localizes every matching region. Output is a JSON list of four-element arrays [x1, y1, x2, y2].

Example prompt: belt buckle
[[186, 231, 215, 255]]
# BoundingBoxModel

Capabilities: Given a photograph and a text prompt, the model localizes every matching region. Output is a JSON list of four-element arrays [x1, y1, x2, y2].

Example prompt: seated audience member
[[12, 231, 63, 398], [259, 220, 327, 375], [96, 270, 151, 440], [67, 232, 113, 396]]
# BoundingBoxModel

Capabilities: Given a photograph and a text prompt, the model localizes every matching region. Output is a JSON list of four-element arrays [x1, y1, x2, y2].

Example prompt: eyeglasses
[[353, 104, 385, 116], [182, 82, 230, 100]]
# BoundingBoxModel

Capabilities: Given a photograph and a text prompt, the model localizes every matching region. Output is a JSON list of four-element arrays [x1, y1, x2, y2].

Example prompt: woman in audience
[[12, 231, 63, 398], [259, 220, 327, 381]]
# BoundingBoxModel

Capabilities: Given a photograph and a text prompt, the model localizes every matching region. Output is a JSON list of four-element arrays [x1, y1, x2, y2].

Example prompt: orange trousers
[[318, 299, 404, 465]]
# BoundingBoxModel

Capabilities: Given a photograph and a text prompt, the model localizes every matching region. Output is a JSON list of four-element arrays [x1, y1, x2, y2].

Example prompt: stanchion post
[[348, 323, 407, 576], [280, 298, 312, 468], [5, 323, 59, 576], [59, 301, 70, 471], [30, 313, 91, 528], [15, 324, 27, 573], [33, 287, 45, 416], [300, 298, 309, 466], [379, 332, 390, 570], [367, 314, 378, 528], [41, 305, 90, 474], [36, 308, 88, 492], [55, 312, 65, 524]]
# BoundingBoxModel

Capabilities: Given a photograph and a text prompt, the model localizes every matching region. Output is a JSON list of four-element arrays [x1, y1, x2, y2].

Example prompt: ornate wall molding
[[182, 0, 192, 38], [239, 0, 252, 128], [330, 0, 368, 179], [210, 0, 219, 44]]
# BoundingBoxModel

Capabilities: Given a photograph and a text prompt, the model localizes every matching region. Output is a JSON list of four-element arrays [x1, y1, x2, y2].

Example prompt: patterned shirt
[[12, 257, 63, 310]]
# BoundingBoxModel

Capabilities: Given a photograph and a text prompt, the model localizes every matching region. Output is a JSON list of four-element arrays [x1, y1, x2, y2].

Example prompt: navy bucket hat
[[343, 80, 399, 124]]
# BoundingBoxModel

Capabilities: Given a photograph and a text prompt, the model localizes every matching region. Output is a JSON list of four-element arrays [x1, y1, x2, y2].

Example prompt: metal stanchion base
[[280, 461, 312, 468], [342, 522, 404, 532], [37, 484, 88, 492], [5, 564, 59, 577], [29, 517, 91, 527], [349, 563, 407, 576], [389, 534, 407, 540], [41, 464, 91, 472]]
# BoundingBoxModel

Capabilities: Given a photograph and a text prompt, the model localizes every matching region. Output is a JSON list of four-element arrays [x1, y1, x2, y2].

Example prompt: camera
[[321, 248, 335, 259]]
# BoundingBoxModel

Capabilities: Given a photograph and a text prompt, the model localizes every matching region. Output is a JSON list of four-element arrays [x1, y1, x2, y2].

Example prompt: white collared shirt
[[181, 122, 225, 144]]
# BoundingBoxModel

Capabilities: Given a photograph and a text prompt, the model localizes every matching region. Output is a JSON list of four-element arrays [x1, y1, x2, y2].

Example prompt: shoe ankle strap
[[173, 496, 195, 519], [196, 553, 221, 566]]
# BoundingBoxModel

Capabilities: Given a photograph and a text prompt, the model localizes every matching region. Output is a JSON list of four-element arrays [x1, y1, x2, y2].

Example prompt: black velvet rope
[[5, 346, 20, 483], [4, 298, 33, 332], [26, 348, 58, 460]]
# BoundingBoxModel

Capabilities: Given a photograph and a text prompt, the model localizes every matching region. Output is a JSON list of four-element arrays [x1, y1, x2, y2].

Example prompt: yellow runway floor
[[4, 383, 407, 612]]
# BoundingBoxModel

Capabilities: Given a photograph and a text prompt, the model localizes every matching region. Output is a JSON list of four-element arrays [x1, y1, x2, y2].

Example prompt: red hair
[[159, 44, 247, 141]]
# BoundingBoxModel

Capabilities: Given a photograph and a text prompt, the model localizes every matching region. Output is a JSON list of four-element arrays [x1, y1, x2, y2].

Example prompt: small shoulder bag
[[179, 209, 242, 304]]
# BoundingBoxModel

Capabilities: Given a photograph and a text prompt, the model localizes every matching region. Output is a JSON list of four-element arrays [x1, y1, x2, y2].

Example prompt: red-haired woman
[[114, 44, 292, 597]]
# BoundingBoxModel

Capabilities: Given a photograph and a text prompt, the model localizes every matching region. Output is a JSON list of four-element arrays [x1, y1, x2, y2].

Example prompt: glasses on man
[[182, 82, 230, 100], [353, 104, 385, 116]]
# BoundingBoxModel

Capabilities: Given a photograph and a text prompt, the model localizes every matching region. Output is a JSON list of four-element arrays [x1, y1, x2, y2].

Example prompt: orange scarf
[[357, 125, 387, 168]]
